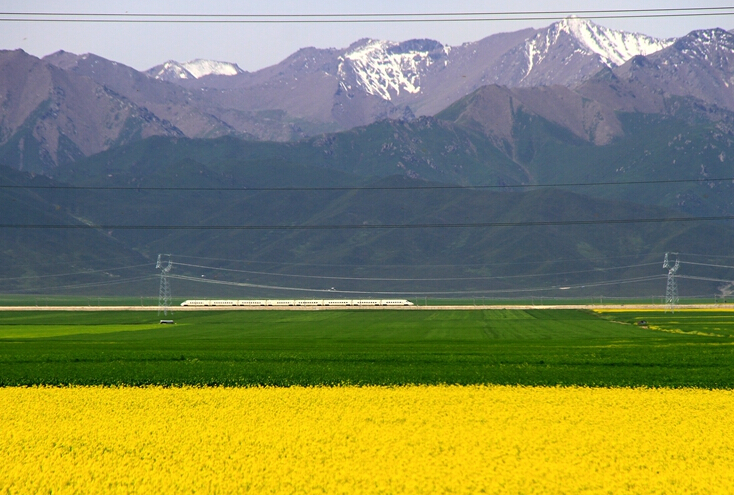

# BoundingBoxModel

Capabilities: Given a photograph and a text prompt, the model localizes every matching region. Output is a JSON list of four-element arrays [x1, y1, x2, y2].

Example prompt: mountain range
[[4, 17, 730, 172], [2, 18, 734, 296]]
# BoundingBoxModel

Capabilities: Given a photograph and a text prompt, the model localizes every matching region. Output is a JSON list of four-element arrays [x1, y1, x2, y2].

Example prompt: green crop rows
[[0, 309, 732, 388]]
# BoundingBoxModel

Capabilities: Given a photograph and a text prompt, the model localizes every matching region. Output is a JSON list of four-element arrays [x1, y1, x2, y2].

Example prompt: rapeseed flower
[[1, 385, 733, 493]]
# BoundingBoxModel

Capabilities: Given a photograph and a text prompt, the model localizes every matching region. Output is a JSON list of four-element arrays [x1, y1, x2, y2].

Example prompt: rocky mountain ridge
[[1, 20, 733, 174], [578, 28, 734, 114], [0, 49, 183, 173]]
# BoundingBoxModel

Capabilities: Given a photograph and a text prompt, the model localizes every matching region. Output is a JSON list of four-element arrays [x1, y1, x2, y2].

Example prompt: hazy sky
[[1, 1, 732, 72]]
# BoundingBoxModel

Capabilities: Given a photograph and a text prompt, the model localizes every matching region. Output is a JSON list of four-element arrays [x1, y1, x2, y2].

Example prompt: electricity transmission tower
[[663, 252, 680, 313], [156, 254, 173, 316]]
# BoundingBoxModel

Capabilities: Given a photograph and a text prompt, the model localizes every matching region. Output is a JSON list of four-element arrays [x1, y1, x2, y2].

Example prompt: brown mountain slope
[[43, 51, 237, 139], [437, 85, 623, 150], [0, 50, 183, 174]]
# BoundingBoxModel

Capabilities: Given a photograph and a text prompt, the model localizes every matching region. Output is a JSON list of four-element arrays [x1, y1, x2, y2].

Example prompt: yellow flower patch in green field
[[2, 386, 733, 493]]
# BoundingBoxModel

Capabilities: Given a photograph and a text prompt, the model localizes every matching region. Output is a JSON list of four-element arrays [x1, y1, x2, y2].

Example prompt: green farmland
[[0, 309, 732, 388]]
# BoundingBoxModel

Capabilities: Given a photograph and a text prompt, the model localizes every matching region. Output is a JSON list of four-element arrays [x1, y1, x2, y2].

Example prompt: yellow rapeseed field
[[2, 385, 733, 494]]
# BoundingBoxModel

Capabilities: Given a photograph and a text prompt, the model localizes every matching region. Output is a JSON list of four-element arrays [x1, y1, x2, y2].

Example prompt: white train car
[[353, 300, 380, 306], [181, 299, 414, 307], [180, 299, 207, 307], [382, 300, 414, 306], [267, 300, 295, 306]]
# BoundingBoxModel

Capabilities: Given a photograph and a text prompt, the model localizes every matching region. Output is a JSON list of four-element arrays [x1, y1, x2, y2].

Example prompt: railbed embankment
[[1, 304, 733, 311]]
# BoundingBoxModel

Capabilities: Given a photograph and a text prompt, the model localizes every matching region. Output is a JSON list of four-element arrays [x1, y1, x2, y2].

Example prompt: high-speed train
[[180, 299, 414, 307]]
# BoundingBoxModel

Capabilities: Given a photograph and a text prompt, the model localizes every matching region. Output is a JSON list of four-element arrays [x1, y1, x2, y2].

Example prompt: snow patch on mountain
[[150, 61, 194, 80], [675, 28, 734, 60], [339, 39, 445, 100], [181, 59, 243, 78]]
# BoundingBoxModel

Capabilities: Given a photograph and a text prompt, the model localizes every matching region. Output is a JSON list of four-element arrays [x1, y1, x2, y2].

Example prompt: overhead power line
[[170, 273, 666, 296], [678, 275, 734, 284], [679, 252, 734, 260], [171, 251, 665, 268], [1, 7, 732, 23], [1, 216, 733, 231], [3, 177, 734, 192], [174, 261, 660, 282], [685, 261, 734, 270], [3, 7, 733, 18]]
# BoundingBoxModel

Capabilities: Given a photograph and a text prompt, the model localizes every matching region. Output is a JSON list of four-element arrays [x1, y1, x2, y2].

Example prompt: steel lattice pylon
[[156, 254, 173, 316], [663, 252, 680, 313]]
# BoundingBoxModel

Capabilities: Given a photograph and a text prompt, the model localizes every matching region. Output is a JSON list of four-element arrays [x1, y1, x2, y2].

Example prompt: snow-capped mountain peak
[[339, 38, 446, 100], [335, 21, 673, 102], [147, 59, 244, 81], [534, 16, 674, 68], [554, 16, 673, 66]]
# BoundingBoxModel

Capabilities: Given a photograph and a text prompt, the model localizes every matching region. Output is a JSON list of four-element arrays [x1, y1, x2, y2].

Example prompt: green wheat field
[[1, 309, 732, 387]]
